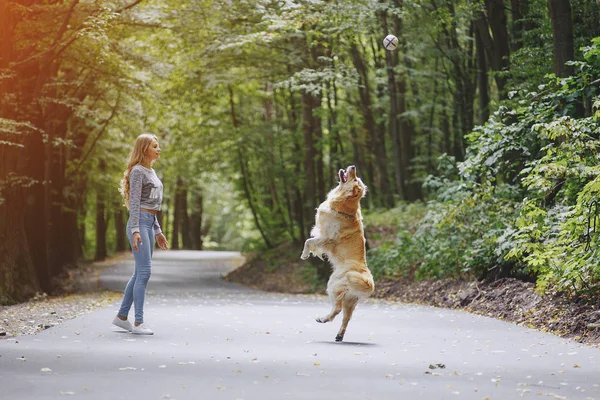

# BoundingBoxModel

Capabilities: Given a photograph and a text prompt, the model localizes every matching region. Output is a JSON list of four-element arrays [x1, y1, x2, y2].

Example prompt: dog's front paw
[[335, 335, 344, 342]]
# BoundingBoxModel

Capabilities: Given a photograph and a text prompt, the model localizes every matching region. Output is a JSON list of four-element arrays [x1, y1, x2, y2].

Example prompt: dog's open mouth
[[338, 169, 347, 183]]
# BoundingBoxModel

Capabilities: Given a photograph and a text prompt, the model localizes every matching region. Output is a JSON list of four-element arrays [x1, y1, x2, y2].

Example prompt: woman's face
[[146, 139, 161, 163]]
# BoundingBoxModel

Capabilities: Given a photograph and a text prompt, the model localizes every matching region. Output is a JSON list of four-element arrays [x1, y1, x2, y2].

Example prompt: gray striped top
[[128, 165, 163, 235]]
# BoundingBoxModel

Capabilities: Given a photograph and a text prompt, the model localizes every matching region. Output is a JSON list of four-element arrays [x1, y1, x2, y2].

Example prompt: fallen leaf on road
[[41, 368, 52, 373], [429, 363, 446, 369]]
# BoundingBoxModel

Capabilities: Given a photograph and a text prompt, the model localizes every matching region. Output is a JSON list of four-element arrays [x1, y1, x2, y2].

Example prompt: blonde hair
[[119, 133, 159, 209]]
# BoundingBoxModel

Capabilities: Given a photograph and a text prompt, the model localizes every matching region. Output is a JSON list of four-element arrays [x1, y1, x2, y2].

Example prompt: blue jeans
[[117, 211, 156, 323]]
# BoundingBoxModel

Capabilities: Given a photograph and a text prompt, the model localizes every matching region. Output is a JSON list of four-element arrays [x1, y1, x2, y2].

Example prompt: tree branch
[[52, 0, 80, 48], [74, 93, 121, 172], [115, 0, 144, 13]]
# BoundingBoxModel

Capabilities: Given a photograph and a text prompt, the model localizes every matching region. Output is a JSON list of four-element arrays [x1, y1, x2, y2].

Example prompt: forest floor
[[0, 255, 126, 338], [225, 231, 600, 348]]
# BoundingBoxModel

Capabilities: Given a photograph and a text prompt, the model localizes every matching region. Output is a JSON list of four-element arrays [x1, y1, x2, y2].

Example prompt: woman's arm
[[128, 168, 143, 235]]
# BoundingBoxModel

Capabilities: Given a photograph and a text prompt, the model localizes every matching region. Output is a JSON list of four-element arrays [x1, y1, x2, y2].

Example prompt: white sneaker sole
[[132, 325, 154, 335]]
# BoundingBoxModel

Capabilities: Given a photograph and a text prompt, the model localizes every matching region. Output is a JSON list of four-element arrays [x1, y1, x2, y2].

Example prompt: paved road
[[1, 251, 599, 399]]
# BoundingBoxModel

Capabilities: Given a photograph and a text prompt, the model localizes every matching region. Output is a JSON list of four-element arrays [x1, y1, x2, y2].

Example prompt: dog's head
[[328, 165, 367, 214]]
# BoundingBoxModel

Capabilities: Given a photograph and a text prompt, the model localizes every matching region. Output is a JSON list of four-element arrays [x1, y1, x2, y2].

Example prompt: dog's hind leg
[[316, 288, 344, 323], [335, 296, 359, 342]]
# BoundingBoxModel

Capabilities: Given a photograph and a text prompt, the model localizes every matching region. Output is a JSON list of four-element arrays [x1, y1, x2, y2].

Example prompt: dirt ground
[[225, 242, 600, 348], [0, 254, 128, 338]]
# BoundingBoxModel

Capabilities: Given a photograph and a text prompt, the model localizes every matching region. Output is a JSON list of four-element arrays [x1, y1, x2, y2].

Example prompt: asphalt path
[[1, 250, 599, 399]]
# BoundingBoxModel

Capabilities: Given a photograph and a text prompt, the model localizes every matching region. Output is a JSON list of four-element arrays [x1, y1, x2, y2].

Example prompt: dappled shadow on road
[[312, 340, 378, 347]]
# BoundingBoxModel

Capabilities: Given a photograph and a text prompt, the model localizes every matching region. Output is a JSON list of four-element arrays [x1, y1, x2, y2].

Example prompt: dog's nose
[[348, 165, 356, 171]]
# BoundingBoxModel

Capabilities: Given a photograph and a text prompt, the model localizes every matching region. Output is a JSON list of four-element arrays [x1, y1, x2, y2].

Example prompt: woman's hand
[[156, 233, 169, 250], [132, 232, 142, 252]]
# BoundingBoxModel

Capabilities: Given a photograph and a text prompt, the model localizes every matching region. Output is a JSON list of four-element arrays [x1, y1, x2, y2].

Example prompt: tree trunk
[[228, 84, 272, 248], [427, 58, 440, 174], [486, 0, 511, 98], [172, 177, 181, 250], [392, 0, 421, 201], [473, 0, 511, 99], [283, 86, 304, 242], [174, 176, 192, 249], [309, 46, 326, 204], [66, 120, 89, 262], [350, 40, 394, 207], [0, 186, 39, 304], [238, 149, 273, 248], [475, 23, 490, 125], [189, 192, 204, 250], [180, 184, 191, 249], [548, 0, 574, 78], [302, 91, 317, 221], [115, 206, 127, 252], [449, 2, 474, 155], [510, 0, 525, 51], [440, 98, 452, 156], [94, 160, 108, 261], [24, 130, 50, 292], [380, 7, 404, 198]]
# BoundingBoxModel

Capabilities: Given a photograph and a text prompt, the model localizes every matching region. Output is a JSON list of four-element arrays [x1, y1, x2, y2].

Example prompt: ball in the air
[[383, 34, 398, 51]]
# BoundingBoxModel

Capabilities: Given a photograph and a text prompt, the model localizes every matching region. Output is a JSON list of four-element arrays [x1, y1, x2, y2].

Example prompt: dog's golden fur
[[301, 165, 374, 342]]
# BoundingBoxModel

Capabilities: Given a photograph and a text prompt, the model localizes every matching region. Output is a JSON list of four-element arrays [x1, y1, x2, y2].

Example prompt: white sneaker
[[132, 323, 154, 335], [112, 316, 133, 332]]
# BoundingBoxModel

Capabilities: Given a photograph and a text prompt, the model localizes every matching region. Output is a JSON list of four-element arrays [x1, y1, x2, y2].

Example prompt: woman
[[112, 133, 169, 335]]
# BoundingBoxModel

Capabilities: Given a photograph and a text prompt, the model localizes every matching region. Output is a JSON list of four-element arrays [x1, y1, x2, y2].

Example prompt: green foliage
[[6, 0, 600, 303], [364, 203, 426, 280], [414, 183, 520, 279], [367, 230, 419, 280], [501, 43, 600, 297], [371, 40, 600, 297]]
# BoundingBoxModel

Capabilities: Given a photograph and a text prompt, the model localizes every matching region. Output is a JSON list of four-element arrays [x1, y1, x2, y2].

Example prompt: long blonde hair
[[119, 133, 158, 209]]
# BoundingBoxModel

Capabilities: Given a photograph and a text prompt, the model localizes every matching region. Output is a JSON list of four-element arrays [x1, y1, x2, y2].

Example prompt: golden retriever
[[301, 165, 374, 342]]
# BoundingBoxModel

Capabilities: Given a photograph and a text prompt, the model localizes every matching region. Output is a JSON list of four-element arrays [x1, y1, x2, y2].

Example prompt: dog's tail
[[346, 270, 375, 296]]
